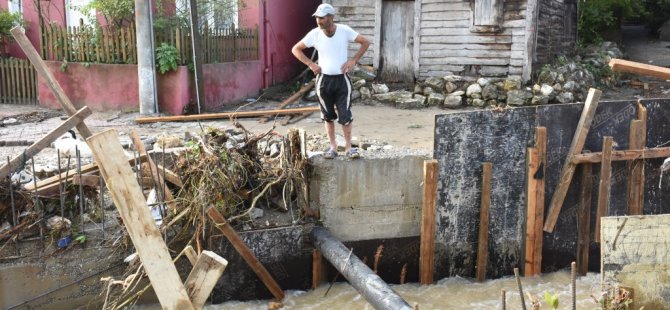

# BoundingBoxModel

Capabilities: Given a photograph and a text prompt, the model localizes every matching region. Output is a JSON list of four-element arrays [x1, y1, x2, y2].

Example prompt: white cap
[[312, 4, 336, 17]]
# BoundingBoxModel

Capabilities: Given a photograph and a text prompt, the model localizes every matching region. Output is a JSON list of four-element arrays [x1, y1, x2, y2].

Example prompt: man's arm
[[341, 34, 370, 73], [292, 41, 321, 75]]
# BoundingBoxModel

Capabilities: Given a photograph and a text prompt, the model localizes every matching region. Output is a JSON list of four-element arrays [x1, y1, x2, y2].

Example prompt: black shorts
[[315, 74, 353, 125]]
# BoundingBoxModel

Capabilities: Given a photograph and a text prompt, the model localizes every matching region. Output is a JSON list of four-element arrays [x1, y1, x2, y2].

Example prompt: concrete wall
[[433, 99, 670, 280], [309, 155, 429, 242], [602, 215, 670, 309]]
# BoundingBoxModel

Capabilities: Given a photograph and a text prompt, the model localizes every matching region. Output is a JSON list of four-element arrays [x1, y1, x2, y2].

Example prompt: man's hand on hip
[[309, 63, 322, 75], [341, 60, 356, 74]]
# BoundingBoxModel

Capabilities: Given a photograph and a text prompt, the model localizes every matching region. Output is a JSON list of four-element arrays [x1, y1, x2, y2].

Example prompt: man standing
[[291, 3, 370, 159]]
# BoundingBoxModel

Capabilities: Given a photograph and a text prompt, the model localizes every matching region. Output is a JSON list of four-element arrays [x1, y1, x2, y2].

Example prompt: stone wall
[[535, 0, 578, 66]]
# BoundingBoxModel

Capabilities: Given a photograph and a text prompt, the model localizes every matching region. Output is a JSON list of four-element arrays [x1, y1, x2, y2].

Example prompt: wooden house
[[325, 0, 577, 82]]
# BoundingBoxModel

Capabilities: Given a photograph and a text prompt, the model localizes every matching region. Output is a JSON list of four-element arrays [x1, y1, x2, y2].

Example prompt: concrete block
[[602, 215, 670, 309], [309, 155, 427, 241]]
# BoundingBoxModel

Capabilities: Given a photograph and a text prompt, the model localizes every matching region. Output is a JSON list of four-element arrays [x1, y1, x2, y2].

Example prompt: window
[[176, 0, 239, 29], [471, 0, 502, 33], [8, 0, 22, 14]]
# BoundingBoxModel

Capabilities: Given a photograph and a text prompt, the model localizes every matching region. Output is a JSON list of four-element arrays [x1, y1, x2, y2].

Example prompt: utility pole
[[135, 0, 158, 114], [188, 0, 204, 114]]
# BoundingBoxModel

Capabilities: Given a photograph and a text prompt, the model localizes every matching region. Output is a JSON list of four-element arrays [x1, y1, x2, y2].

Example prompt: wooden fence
[[41, 23, 259, 65], [0, 58, 38, 105]]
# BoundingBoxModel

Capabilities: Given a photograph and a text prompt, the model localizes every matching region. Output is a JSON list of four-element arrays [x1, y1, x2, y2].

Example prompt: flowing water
[[213, 271, 603, 309]]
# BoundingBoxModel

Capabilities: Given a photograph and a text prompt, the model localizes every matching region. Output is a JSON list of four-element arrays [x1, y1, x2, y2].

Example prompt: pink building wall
[[37, 61, 263, 114]]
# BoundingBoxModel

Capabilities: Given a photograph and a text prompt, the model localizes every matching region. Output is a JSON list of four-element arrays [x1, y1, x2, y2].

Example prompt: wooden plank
[[129, 130, 178, 212], [544, 88, 602, 233], [25, 154, 147, 194], [72, 174, 101, 187], [576, 163, 593, 276], [184, 245, 198, 265], [260, 80, 315, 123], [10, 27, 93, 138], [476, 162, 493, 282], [595, 136, 614, 243], [626, 120, 645, 215], [206, 206, 285, 301], [525, 147, 540, 276], [136, 107, 320, 124], [0, 107, 92, 180], [420, 159, 438, 284], [184, 250, 228, 309], [312, 249, 325, 289], [572, 147, 670, 163], [609, 58, 670, 80], [627, 102, 647, 215], [156, 164, 183, 188], [532, 127, 546, 276], [86, 129, 194, 309]]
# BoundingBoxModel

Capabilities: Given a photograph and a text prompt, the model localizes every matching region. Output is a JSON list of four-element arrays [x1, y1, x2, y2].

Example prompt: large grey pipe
[[312, 227, 413, 310]]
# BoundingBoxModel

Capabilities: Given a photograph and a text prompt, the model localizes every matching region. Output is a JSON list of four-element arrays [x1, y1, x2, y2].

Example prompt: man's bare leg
[[342, 123, 353, 152], [325, 121, 337, 151]]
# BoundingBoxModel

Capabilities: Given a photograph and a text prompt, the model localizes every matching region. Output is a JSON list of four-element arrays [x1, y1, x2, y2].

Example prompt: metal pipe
[[76, 148, 84, 233], [311, 227, 412, 310]]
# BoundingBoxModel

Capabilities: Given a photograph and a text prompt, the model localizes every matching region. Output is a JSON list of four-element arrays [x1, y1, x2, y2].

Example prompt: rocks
[[396, 98, 425, 109], [426, 93, 445, 107], [350, 66, 376, 81], [360, 87, 372, 99], [443, 95, 463, 108], [425, 77, 445, 90], [503, 77, 523, 91], [466, 84, 482, 96], [373, 90, 413, 104], [423, 86, 435, 96], [352, 79, 366, 90], [482, 84, 499, 100], [556, 92, 575, 103], [2, 118, 18, 125], [444, 82, 458, 94], [506, 90, 533, 106], [371, 83, 389, 94]]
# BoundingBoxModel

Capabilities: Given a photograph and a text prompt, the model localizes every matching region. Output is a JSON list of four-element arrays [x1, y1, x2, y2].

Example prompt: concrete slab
[[309, 155, 429, 242], [602, 214, 670, 309]]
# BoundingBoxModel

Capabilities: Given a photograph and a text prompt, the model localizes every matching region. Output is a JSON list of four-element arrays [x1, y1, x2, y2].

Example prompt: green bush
[[155, 42, 180, 74], [578, 0, 646, 44], [0, 9, 23, 39], [644, 0, 670, 34]]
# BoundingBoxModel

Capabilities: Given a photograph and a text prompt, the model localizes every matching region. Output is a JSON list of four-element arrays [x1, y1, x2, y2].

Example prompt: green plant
[[60, 59, 69, 72], [155, 43, 181, 74], [644, 0, 670, 34], [543, 292, 560, 310], [80, 0, 134, 28], [0, 9, 24, 51], [578, 0, 646, 44]]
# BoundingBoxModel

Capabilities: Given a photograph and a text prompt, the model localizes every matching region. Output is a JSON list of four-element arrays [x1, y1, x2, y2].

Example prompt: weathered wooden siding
[[417, 0, 528, 79], [327, 0, 376, 65], [535, 0, 577, 65]]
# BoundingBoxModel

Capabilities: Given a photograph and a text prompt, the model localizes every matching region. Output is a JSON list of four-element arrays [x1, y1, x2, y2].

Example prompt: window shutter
[[471, 0, 502, 33]]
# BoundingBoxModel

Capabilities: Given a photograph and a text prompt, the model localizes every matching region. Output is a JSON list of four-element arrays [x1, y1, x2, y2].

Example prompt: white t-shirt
[[301, 24, 359, 75]]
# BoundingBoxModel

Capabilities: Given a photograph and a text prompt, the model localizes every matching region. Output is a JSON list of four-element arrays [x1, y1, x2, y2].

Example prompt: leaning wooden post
[[0, 106, 91, 180], [86, 129, 194, 309], [576, 163, 593, 276], [184, 250, 228, 309], [420, 159, 438, 285], [627, 102, 647, 215], [544, 88, 602, 232], [206, 206, 285, 301], [476, 162, 492, 282], [595, 136, 614, 242], [514, 267, 527, 310], [10, 26, 93, 138]]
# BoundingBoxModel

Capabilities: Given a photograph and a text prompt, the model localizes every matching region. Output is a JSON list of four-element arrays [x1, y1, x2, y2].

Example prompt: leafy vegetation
[[0, 8, 24, 52], [79, 0, 135, 28], [578, 0, 646, 44], [643, 0, 670, 34], [155, 42, 181, 74]]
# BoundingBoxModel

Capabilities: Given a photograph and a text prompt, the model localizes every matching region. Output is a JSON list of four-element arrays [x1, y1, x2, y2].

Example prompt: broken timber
[[135, 107, 320, 124], [206, 206, 285, 301], [595, 137, 614, 243], [87, 129, 194, 309], [129, 130, 178, 211], [626, 103, 646, 215], [419, 159, 438, 285], [544, 88, 602, 233], [311, 226, 413, 310], [525, 127, 546, 276], [260, 80, 316, 123], [476, 162, 492, 282], [609, 59, 670, 80], [0, 106, 92, 180], [576, 164, 593, 276], [10, 27, 92, 138], [184, 250, 228, 309], [572, 147, 670, 163]]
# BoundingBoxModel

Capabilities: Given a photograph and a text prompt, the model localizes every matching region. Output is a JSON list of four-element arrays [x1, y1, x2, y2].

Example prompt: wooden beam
[[184, 250, 228, 309], [129, 130, 178, 212], [576, 163, 593, 276], [627, 102, 647, 215], [25, 155, 145, 196], [609, 58, 670, 80], [476, 162, 492, 282], [135, 107, 320, 124], [572, 147, 670, 163], [206, 206, 285, 301], [260, 80, 315, 123], [420, 159, 438, 285], [156, 164, 183, 188], [595, 137, 614, 243], [72, 174, 100, 187], [312, 249, 325, 290], [10, 27, 93, 138], [0, 106, 91, 180], [525, 129, 546, 277], [86, 129, 194, 309], [184, 245, 198, 265], [544, 88, 602, 233]]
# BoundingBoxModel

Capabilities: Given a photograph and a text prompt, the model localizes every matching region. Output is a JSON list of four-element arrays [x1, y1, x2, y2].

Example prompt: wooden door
[[380, 0, 415, 82]]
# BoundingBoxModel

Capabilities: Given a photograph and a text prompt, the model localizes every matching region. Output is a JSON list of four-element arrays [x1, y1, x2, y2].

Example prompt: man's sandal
[[323, 148, 338, 159], [346, 148, 361, 159]]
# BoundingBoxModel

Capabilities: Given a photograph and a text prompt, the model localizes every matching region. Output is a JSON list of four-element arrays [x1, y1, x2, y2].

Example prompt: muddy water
[[213, 271, 602, 309]]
